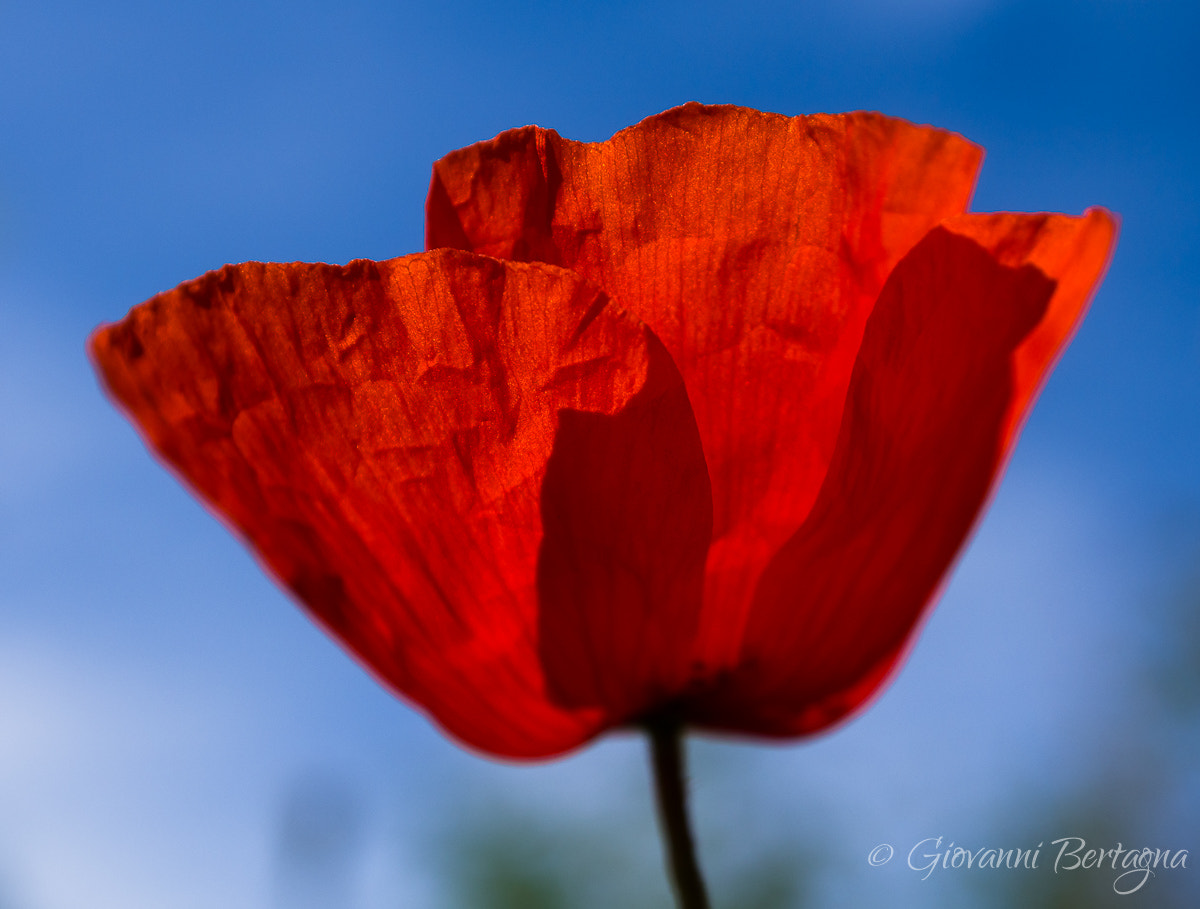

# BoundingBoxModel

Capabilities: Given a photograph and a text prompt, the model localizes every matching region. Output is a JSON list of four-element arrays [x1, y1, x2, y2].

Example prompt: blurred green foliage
[[437, 551, 1197, 909], [443, 804, 810, 909], [263, 546, 1197, 909], [977, 549, 1199, 909]]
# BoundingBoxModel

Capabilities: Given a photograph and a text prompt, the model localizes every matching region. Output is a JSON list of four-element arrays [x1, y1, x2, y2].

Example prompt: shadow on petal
[[538, 333, 712, 719]]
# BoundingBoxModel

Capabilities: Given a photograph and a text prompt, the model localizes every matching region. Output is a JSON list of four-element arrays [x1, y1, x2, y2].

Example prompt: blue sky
[[2, 1, 1197, 906]]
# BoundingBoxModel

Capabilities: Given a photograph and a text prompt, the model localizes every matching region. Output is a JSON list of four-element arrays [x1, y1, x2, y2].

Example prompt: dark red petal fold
[[537, 331, 712, 714], [686, 208, 1117, 736], [426, 103, 984, 673], [90, 249, 711, 759]]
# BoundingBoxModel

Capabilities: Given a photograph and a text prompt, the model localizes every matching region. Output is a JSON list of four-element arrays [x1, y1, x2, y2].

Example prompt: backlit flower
[[90, 104, 1116, 760]]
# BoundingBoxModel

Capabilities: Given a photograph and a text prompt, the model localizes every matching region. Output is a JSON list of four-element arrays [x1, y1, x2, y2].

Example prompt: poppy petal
[[685, 208, 1118, 736], [426, 102, 984, 673], [537, 329, 713, 716], [89, 249, 710, 758]]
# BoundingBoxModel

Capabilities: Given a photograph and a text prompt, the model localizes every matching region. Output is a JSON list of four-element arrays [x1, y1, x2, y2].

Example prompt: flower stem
[[647, 716, 711, 909]]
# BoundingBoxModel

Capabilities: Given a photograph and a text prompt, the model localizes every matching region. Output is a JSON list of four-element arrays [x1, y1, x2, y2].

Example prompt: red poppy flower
[[91, 104, 1116, 761]]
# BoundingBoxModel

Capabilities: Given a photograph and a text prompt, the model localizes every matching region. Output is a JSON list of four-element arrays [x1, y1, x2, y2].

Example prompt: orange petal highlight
[[427, 103, 984, 673], [686, 209, 1118, 736], [90, 249, 710, 759]]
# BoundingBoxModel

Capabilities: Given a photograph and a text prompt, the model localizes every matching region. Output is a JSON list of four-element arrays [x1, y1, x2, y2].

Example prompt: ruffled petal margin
[[90, 249, 711, 759]]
